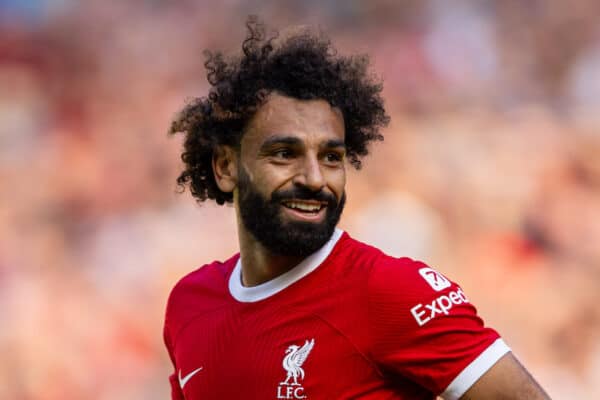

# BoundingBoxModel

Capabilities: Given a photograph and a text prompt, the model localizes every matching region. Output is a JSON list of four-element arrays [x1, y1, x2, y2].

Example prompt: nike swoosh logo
[[178, 367, 203, 389]]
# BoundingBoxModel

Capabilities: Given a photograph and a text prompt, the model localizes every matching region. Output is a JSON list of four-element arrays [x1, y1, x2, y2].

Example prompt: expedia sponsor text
[[410, 288, 469, 326]]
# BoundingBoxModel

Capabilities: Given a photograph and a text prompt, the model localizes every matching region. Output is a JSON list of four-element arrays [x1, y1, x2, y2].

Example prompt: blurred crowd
[[1, 1, 599, 398]]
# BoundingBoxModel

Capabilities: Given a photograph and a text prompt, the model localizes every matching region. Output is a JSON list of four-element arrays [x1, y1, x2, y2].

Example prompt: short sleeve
[[368, 257, 510, 399]]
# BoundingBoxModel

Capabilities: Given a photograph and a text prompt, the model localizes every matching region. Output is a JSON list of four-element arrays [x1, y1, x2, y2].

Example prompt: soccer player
[[164, 18, 551, 399]]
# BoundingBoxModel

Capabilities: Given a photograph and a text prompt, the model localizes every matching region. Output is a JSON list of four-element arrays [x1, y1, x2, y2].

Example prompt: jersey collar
[[228, 228, 344, 302]]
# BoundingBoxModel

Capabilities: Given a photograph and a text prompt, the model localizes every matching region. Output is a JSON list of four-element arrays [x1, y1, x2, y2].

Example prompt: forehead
[[241, 93, 345, 148]]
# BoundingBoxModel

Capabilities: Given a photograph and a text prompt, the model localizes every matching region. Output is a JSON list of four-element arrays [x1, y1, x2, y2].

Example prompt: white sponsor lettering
[[411, 288, 469, 326], [419, 267, 451, 291]]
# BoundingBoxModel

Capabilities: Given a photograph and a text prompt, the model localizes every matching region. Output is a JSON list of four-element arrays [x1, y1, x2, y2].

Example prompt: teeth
[[284, 201, 322, 212]]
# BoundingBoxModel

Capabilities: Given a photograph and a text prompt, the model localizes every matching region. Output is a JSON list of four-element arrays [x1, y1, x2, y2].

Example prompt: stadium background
[[1, 0, 600, 398]]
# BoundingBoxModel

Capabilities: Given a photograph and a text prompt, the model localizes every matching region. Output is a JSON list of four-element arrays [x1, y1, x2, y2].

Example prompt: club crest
[[277, 339, 314, 399]]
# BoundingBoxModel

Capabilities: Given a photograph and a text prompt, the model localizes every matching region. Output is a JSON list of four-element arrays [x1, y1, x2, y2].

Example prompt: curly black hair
[[169, 17, 389, 205]]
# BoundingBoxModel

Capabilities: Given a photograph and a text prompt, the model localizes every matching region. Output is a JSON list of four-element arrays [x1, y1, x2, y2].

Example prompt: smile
[[281, 200, 326, 213], [281, 200, 327, 223]]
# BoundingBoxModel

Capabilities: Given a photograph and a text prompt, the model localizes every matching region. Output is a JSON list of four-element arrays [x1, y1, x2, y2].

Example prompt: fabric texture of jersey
[[163, 229, 508, 399]]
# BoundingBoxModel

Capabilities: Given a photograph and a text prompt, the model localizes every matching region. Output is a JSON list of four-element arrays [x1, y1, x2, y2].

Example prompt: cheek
[[253, 165, 295, 195], [327, 168, 346, 200]]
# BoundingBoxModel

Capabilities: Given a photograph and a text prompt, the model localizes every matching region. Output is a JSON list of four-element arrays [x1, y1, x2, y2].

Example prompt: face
[[235, 93, 347, 257]]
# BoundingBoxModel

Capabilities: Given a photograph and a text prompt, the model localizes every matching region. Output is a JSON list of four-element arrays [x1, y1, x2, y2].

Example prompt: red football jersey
[[163, 229, 509, 399]]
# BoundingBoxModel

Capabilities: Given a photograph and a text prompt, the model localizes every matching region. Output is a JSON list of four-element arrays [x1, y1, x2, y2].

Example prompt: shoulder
[[167, 254, 238, 307], [344, 233, 475, 329], [331, 232, 393, 272], [164, 254, 238, 339], [335, 232, 433, 288], [171, 255, 237, 294], [368, 252, 451, 299], [359, 243, 505, 396], [367, 251, 470, 326]]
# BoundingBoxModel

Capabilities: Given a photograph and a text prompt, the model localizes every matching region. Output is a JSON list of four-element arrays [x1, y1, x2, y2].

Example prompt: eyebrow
[[259, 136, 302, 151], [259, 136, 346, 152], [322, 139, 346, 150]]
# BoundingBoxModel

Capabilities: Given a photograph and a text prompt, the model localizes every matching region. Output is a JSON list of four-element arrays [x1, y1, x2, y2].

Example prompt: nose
[[293, 154, 326, 192]]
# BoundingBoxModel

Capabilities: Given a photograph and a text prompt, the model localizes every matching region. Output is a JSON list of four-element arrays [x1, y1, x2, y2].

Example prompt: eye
[[326, 153, 341, 162], [325, 152, 343, 163], [273, 148, 293, 159]]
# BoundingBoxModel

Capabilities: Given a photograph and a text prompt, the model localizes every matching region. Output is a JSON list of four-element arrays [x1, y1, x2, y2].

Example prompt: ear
[[212, 145, 238, 193]]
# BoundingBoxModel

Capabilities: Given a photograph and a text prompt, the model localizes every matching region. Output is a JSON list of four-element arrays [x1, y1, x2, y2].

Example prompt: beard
[[237, 167, 346, 258]]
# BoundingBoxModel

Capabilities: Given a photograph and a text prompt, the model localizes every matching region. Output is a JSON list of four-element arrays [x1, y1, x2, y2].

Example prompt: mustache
[[271, 186, 338, 205]]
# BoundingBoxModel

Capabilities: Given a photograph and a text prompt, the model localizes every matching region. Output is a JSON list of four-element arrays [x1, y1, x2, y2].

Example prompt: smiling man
[[164, 18, 551, 400]]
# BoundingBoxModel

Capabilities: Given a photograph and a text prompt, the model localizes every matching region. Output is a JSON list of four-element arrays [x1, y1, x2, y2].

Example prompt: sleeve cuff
[[441, 338, 511, 400]]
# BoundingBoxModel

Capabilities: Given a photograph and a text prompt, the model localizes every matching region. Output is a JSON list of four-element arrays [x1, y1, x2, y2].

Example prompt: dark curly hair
[[169, 17, 389, 205]]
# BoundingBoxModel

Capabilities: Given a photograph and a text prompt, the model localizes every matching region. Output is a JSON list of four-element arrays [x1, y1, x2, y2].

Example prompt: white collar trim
[[228, 228, 344, 302]]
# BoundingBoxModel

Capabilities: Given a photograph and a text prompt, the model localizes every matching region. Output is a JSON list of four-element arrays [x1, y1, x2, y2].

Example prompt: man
[[164, 18, 551, 399]]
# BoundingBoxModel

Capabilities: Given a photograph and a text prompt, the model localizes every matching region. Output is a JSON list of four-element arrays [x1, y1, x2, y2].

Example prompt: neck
[[236, 225, 305, 286]]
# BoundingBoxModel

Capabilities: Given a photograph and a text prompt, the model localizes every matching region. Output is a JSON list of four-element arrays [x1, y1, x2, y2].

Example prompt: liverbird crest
[[280, 339, 315, 386]]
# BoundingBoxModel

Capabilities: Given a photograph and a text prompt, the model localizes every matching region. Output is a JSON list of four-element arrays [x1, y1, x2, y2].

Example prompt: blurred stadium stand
[[1, 1, 599, 398]]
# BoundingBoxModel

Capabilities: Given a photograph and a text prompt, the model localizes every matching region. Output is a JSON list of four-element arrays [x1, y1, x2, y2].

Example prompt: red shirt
[[164, 229, 508, 399]]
